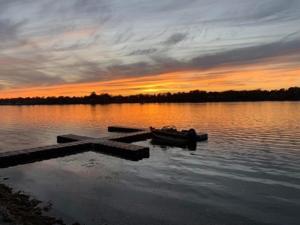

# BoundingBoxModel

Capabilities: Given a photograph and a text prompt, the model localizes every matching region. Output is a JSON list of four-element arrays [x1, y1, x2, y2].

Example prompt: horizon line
[[1, 86, 299, 100]]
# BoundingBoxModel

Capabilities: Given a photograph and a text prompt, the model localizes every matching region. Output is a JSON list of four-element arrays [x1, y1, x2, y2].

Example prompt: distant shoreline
[[0, 100, 299, 107], [0, 87, 299, 105]]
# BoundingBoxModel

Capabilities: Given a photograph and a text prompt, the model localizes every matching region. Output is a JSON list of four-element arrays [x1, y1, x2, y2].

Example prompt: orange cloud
[[0, 66, 299, 98]]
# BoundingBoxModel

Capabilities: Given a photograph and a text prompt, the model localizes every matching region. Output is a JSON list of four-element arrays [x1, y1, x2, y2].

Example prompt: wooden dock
[[0, 126, 152, 168], [0, 125, 208, 168]]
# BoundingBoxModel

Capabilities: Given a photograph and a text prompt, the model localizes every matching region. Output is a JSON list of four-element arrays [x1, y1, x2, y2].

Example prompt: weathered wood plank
[[108, 126, 145, 133], [91, 139, 149, 160], [0, 141, 91, 168], [58, 131, 152, 144], [106, 131, 152, 143], [57, 134, 95, 143]]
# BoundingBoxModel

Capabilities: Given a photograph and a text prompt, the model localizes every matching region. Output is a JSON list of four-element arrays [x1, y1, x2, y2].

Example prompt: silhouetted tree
[[0, 87, 299, 105]]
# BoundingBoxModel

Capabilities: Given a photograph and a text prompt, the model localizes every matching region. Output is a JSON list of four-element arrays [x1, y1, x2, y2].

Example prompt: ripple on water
[[0, 103, 299, 225]]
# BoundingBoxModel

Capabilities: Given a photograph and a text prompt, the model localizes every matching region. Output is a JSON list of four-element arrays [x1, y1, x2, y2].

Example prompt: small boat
[[150, 126, 199, 147]]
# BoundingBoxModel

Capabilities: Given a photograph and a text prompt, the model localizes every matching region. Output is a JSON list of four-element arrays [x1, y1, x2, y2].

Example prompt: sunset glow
[[0, 65, 299, 98]]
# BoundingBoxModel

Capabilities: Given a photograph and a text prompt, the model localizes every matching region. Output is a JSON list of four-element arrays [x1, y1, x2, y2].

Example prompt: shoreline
[[0, 99, 299, 106], [1, 87, 299, 105], [0, 182, 79, 225]]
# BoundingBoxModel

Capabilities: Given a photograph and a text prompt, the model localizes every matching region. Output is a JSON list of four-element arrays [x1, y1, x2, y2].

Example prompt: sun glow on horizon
[[0, 66, 299, 98]]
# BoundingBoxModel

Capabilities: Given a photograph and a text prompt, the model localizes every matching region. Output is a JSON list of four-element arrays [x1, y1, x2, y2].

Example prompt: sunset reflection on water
[[0, 102, 299, 225]]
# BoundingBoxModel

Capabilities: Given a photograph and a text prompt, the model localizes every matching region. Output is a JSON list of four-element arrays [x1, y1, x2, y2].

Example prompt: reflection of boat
[[150, 126, 205, 148]]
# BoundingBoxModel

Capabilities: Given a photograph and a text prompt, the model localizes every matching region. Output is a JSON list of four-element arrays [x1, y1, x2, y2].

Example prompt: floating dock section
[[0, 126, 152, 168], [57, 133, 150, 160], [0, 125, 208, 168]]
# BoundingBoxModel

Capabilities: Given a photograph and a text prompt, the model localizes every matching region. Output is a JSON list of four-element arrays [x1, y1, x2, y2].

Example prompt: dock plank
[[108, 126, 145, 133], [91, 139, 149, 160], [58, 131, 152, 144], [57, 133, 150, 160], [57, 134, 96, 143], [106, 131, 152, 143], [0, 140, 91, 168]]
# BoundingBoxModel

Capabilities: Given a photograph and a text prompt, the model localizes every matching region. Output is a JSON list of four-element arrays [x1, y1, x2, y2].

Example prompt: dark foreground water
[[0, 102, 299, 225]]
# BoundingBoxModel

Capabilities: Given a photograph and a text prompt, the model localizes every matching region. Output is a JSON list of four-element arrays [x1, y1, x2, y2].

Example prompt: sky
[[0, 0, 300, 97]]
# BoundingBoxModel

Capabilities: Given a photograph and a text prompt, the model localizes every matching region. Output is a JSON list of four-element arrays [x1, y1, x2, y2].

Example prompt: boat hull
[[150, 127, 207, 149]]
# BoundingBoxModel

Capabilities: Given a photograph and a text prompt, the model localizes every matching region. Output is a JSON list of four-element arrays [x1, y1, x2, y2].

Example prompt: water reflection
[[0, 102, 299, 225]]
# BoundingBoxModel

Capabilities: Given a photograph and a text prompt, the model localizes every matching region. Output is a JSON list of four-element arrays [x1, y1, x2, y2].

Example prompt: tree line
[[0, 87, 299, 105]]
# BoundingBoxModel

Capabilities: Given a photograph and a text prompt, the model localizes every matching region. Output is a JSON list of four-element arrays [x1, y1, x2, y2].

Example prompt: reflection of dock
[[0, 126, 152, 168]]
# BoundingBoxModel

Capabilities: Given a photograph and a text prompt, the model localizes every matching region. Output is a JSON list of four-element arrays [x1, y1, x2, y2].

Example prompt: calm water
[[0, 102, 299, 225]]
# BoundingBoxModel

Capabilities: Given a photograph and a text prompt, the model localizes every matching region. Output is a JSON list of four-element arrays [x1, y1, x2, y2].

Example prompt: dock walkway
[[0, 126, 208, 168]]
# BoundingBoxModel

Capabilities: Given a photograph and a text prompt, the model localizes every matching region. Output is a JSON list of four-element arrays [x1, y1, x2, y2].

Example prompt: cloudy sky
[[0, 0, 300, 97]]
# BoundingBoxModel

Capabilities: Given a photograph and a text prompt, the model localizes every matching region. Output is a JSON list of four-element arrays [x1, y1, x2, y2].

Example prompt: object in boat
[[150, 126, 201, 147]]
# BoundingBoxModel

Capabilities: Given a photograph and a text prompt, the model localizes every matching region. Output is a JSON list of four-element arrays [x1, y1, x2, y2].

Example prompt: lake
[[0, 102, 299, 225]]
